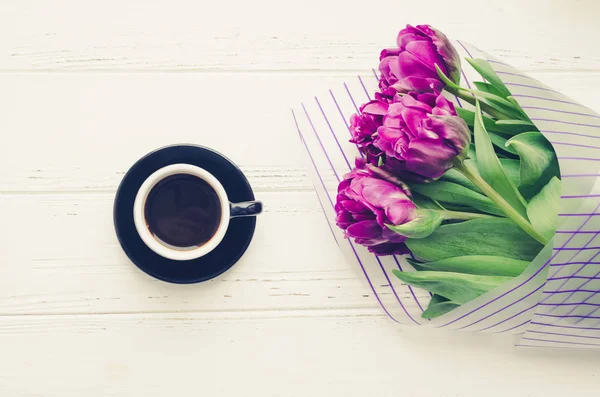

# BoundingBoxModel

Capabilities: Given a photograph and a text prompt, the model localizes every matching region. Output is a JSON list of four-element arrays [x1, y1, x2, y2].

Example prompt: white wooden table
[[1, 1, 599, 395]]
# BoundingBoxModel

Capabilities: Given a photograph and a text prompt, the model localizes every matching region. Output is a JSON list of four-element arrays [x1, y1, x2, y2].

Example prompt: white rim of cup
[[133, 164, 231, 261]]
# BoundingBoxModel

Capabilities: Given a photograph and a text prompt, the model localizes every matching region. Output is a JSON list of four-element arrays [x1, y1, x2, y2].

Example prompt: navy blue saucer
[[113, 144, 257, 284]]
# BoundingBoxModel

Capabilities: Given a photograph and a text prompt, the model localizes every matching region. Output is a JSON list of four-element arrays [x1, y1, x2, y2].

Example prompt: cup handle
[[230, 201, 263, 218]]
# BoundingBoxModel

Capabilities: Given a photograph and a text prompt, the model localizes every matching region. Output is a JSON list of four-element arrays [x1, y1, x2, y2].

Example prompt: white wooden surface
[[1, 1, 599, 396]]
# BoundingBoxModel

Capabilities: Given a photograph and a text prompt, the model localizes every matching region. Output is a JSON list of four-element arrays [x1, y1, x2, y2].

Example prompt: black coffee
[[144, 174, 222, 248]]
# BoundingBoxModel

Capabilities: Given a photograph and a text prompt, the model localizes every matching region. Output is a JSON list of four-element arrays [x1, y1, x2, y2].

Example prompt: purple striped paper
[[292, 41, 600, 349]]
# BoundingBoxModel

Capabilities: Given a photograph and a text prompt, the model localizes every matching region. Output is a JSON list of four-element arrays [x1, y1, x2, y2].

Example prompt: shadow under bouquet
[[294, 24, 600, 349]]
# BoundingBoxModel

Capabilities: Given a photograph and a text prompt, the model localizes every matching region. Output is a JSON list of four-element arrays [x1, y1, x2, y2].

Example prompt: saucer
[[113, 144, 257, 283]]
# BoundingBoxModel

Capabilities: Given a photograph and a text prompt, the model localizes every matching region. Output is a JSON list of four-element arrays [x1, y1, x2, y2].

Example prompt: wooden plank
[[1, 73, 598, 194], [1, 0, 599, 72], [0, 312, 598, 397], [0, 192, 429, 315], [0, 73, 341, 193]]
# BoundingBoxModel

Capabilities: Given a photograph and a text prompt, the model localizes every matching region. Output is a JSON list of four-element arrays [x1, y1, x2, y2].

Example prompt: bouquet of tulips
[[337, 25, 560, 319], [294, 24, 600, 349]]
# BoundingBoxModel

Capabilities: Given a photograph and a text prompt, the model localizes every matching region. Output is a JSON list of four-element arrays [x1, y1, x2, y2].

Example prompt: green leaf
[[457, 107, 498, 132], [431, 203, 475, 213], [506, 131, 561, 200], [447, 159, 520, 193], [405, 218, 543, 262], [407, 261, 428, 272], [498, 159, 521, 186], [474, 81, 506, 98], [527, 177, 561, 242], [411, 193, 445, 210], [411, 181, 504, 216], [473, 101, 528, 217], [465, 58, 512, 98], [428, 294, 449, 306], [481, 95, 529, 121], [440, 168, 481, 193], [407, 256, 529, 277], [507, 96, 523, 109], [489, 131, 518, 155], [496, 119, 534, 127], [422, 295, 460, 319], [467, 143, 477, 160], [458, 108, 536, 135], [423, 302, 460, 319], [436, 64, 465, 91], [495, 119, 539, 134], [436, 64, 527, 121], [387, 209, 443, 239], [392, 270, 511, 305], [422, 301, 460, 319]]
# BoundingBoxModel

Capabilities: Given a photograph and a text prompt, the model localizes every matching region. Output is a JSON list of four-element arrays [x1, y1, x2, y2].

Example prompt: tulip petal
[[405, 41, 446, 74], [388, 56, 402, 77], [400, 94, 434, 113], [341, 199, 368, 213], [378, 56, 397, 83], [373, 136, 395, 157], [335, 210, 355, 229], [386, 202, 417, 225], [380, 47, 400, 60], [433, 93, 456, 115], [363, 184, 406, 206], [397, 52, 440, 79], [415, 92, 438, 108], [417, 24, 461, 84], [334, 194, 347, 212], [397, 25, 428, 49], [355, 237, 388, 247], [429, 115, 470, 155], [405, 137, 457, 179], [377, 125, 404, 141], [361, 99, 389, 116], [372, 207, 388, 226], [397, 33, 427, 50], [354, 213, 377, 222], [360, 180, 395, 200], [346, 220, 382, 239], [393, 77, 444, 93], [337, 179, 351, 193], [401, 108, 427, 137]]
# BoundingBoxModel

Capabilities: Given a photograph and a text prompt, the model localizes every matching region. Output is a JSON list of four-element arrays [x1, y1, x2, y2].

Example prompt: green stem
[[445, 87, 510, 120], [437, 210, 495, 221], [453, 160, 549, 245]]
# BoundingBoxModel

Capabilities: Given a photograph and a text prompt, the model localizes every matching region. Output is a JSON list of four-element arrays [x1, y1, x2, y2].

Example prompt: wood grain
[[1, 0, 599, 72], [0, 312, 598, 397]]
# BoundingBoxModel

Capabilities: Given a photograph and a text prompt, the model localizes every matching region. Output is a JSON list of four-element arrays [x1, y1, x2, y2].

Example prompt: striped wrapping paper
[[292, 41, 600, 349]]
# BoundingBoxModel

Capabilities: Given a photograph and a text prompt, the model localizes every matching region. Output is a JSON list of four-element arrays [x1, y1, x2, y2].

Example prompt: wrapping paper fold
[[292, 41, 600, 349]]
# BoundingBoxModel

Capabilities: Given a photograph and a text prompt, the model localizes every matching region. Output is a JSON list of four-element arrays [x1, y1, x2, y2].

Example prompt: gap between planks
[[0, 307, 384, 321]]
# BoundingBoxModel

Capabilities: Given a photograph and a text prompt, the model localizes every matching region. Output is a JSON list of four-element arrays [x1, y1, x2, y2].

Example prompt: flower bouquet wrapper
[[292, 40, 600, 349]]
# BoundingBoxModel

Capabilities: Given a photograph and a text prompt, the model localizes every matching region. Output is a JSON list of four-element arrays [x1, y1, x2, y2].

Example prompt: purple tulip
[[335, 165, 417, 255], [373, 91, 470, 180], [379, 24, 461, 95], [349, 94, 390, 162]]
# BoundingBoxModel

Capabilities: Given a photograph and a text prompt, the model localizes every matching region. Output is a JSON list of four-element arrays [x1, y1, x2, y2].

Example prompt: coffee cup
[[133, 163, 262, 261]]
